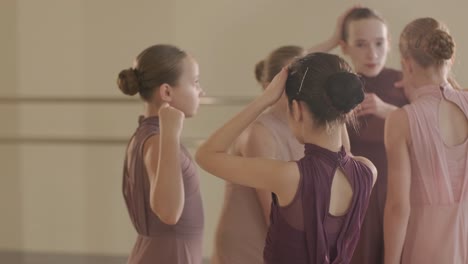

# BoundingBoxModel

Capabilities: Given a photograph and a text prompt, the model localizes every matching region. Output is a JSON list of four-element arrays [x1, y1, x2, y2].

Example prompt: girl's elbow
[[194, 148, 206, 168], [385, 201, 411, 217], [195, 146, 216, 170]]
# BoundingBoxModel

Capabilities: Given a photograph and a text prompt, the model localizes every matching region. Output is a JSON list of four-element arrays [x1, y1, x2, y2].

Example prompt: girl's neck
[[301, 124, 343, 152], [144, 102, 161, 117], [408, 72, 447, 102]]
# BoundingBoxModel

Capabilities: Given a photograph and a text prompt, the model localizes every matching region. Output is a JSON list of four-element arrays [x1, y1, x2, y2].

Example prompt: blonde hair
[[400, 18, 466, 90], [400, 18, 455, 68]]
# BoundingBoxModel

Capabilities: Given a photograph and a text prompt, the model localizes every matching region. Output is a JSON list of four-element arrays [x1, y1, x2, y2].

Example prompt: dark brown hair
[[256, 45, 304, 85], [117, 44, 187, 101], [342, 8, 386, 42], [400, 18, 455, 68], [286, 53, 364, 127]]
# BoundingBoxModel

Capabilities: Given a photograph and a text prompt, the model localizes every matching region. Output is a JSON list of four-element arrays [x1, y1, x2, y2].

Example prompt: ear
[[291, 100, 303, 122], [449, 56, 455, 67], [339, 40, 348, 55], [158, 83, 173, 102], [407, 58, 416, 75], [401, 57, 413, 74]]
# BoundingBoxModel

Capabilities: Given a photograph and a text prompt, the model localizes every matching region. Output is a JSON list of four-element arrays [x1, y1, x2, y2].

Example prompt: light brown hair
[[341, 8, 386, 42], [399, 18, 455, 68], [117, 44, 187, 101], [256, 45, 304, 85]]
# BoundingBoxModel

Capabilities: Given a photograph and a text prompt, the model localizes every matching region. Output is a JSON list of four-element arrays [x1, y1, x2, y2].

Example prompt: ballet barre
[[0, 136, 204, 148], [0, 96, 253, 105]]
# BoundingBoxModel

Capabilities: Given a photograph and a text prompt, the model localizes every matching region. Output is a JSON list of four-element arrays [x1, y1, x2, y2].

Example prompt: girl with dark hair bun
[[197, 53, 377, 264]]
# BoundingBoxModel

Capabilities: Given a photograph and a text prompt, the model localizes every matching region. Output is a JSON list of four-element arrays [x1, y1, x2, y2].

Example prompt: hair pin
[[297, 67, 309, 95]]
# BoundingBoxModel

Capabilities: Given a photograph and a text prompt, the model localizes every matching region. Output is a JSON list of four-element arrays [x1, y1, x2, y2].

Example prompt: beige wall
[[0, 0, 21, 251], [1, 0, 467, 258]]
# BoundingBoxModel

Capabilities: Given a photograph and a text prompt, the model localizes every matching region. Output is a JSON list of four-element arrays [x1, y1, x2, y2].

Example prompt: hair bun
[[117, 68, 140, 96], [325, 72, 364, 113], [427, 29, 455, 60]]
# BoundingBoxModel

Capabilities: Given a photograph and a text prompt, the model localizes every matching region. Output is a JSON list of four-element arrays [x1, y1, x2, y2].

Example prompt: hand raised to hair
[[261, 67, 288, 106], [356, 93, 397, 119], [159, 103, 185, 137], [330, 5, 362, 45]]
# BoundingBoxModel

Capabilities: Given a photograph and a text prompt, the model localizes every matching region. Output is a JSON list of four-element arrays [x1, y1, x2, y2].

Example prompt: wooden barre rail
[[0, 95, 248, 147], [0, 136, 205, 148], [0, 96, 253, 105]]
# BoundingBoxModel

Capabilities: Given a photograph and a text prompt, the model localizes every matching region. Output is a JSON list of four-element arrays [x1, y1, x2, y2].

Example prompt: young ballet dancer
[[384, 18, 468, 264], [211, 46, 305, 264], [118, 44, 205, 264], [309, 7, 409, 263], [196, 52, 377, 264]]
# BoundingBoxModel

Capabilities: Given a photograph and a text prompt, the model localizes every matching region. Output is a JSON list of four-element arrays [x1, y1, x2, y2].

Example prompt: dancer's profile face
[[167, 56, 204, 118], [341, 18, 389, 77]]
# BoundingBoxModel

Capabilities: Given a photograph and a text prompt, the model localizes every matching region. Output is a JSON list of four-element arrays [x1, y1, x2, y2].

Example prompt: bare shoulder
[[385, 108, 410, 145], [275, 160, 302, 206], [353, 155, 378, 185], [386, 108, 409, 135]]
